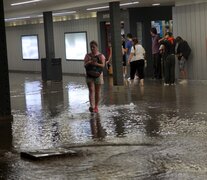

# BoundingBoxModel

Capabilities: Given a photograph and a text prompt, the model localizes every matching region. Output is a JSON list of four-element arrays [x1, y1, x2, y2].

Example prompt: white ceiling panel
[[3, 0, 207, 19]]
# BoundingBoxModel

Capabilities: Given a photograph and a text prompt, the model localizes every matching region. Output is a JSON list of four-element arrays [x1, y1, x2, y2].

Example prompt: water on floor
[[0, 73, 206, 179]]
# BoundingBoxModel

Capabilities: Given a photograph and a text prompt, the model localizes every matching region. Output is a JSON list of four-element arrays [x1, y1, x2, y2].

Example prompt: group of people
[[150, 27, 191, 85], [84, 30, 191, 113], [106, 33, 146, 86]]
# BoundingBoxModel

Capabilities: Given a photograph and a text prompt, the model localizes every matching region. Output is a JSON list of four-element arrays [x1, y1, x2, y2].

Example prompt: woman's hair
[[175, 36, 183, 43], [165, 32, 173, 37], [132, 37, 138, 45], [90, 40, 98, 47], [150, 27, 157, 35], [132, 37, 138, 53], [127, 33, 132, 39]]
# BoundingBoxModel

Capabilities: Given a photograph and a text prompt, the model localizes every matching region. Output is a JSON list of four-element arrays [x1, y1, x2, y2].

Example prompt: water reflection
[[113, 110, 126, 137], [67, 83, 88, 113], [24, 80, 42, 117], [14, 81, 66, 150], [90, 114, 106, 139], [0, 121, 12, 150], [144, 110, 160, 137], [42, 82, 64, 117], [5, 73, 207, 179]]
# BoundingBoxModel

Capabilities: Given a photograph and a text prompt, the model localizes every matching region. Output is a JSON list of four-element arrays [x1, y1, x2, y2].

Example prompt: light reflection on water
[[5, 74, 207, 179], [68, 83, 89, 113], [11, 77, 207, 152]]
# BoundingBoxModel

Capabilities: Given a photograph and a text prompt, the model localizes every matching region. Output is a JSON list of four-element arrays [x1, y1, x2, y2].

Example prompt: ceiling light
[[87, 6, 109, 11], [87, 1, 139, 11], [11, 0, 42, 6], [53, 11, 76, 16], [5, 16, 31, 21], [120, 2, 139, 6], [152, 3, 161, 6]]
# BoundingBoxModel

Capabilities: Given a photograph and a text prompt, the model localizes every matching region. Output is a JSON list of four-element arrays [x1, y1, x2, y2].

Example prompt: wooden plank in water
[[21, 148, 78, 160]]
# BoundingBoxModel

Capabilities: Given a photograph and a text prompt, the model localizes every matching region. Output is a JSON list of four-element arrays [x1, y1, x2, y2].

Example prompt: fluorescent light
[[5, 16, 31, 21], [11, 0, 42, 6], [152, 3, 161, 6], [87, 1, 139, 11], [87, 6, 109, 11], [120, 2, 139, 6], [53, 11, 76, 16]]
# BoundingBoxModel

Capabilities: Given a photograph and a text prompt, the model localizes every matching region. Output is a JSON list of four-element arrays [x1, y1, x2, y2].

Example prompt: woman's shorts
[[86, 74, 104, 85], [179, 57, 186, 71]]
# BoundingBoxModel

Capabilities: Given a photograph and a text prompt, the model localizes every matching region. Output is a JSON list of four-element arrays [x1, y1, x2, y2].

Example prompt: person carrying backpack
[[175, 36, 191, 84], [84, 40, 105, 113]]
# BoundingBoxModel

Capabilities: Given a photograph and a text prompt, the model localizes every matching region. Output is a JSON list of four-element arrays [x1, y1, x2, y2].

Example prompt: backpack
[[85, 54, 103, 78], [182, 41, 191, 60], [178, 41, 191, 60]]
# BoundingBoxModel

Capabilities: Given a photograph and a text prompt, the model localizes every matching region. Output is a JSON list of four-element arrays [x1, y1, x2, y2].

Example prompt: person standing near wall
[[159, 32, 176, 86], [175, 36, 191, 84], [84, 41, 105, 113], [150, 27, 162, 79], [121, 35, 127, 78]]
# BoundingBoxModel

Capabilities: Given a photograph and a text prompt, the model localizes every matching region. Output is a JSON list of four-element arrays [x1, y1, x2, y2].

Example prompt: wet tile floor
[[0, 72, 207, 179]]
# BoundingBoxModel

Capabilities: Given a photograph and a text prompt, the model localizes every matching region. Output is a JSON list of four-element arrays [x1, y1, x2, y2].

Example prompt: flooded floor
[[0, 72, 207, 180]]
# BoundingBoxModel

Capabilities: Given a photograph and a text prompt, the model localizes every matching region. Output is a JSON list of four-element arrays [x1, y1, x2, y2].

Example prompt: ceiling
[[3, 0, 207, 20]]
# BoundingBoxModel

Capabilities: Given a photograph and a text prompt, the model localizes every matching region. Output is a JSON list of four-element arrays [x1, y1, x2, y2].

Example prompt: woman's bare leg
[[94, 84, 101, 111], [87, 82, 95, 109]]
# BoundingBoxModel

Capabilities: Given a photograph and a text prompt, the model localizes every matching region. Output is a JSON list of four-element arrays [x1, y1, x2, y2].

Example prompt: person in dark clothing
[[121, 35, 127, 78], [150, 27, 162, 79], [175, 36, 191, 84], [159, 32, 176, 86]]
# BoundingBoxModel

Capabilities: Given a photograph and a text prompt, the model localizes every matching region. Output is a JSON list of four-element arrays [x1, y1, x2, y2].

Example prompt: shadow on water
[[42, 81, 64, 117], [0, 120, 12, 179], [0, 120, 12, 150], [89, 113, 106, 140]]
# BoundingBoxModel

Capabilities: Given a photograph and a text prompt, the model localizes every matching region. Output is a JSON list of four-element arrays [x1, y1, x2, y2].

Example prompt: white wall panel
[[173, 3, 207, 80], [53, 18, 98, 74], [6, 24, 44, 72], [6, 17, 98, 75]]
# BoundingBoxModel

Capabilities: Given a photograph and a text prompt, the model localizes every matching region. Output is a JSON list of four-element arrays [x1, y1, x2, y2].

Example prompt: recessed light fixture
[[5, 16, 31, 21], [86, 6, 109, 11], [87, 1, 139, 11], [120, 2, 139, 7], [152, 3, 161, 6], [11, 0, 42, 6], [53, 11, 77, 16]]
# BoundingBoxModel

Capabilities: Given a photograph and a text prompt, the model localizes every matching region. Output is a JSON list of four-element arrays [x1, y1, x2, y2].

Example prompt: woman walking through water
[[84, 40, 105, 113], [128, 37, 146, 86]]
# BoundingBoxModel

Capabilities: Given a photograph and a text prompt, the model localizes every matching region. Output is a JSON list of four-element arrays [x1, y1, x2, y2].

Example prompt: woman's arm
[[84, 54, 92, 67], [128, 52, 133, 65], [91, 54, 105, 68], [127, 46, 134, 64], [106, 47, 112, 64]]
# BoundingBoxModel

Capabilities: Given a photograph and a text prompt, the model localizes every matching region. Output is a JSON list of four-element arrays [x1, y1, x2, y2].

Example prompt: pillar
[[0, 0, 12, 120], [42, 11, 62, 81], [0, 0, 13, 150], [109, 1, 124, 86]]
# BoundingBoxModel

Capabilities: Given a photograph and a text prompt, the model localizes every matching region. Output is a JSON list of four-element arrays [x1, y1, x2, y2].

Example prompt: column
[[0, 0, 12, 120], [0, 0, 13, 150], [109, 1, 124, 86], [42, 11, 62, 81]]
